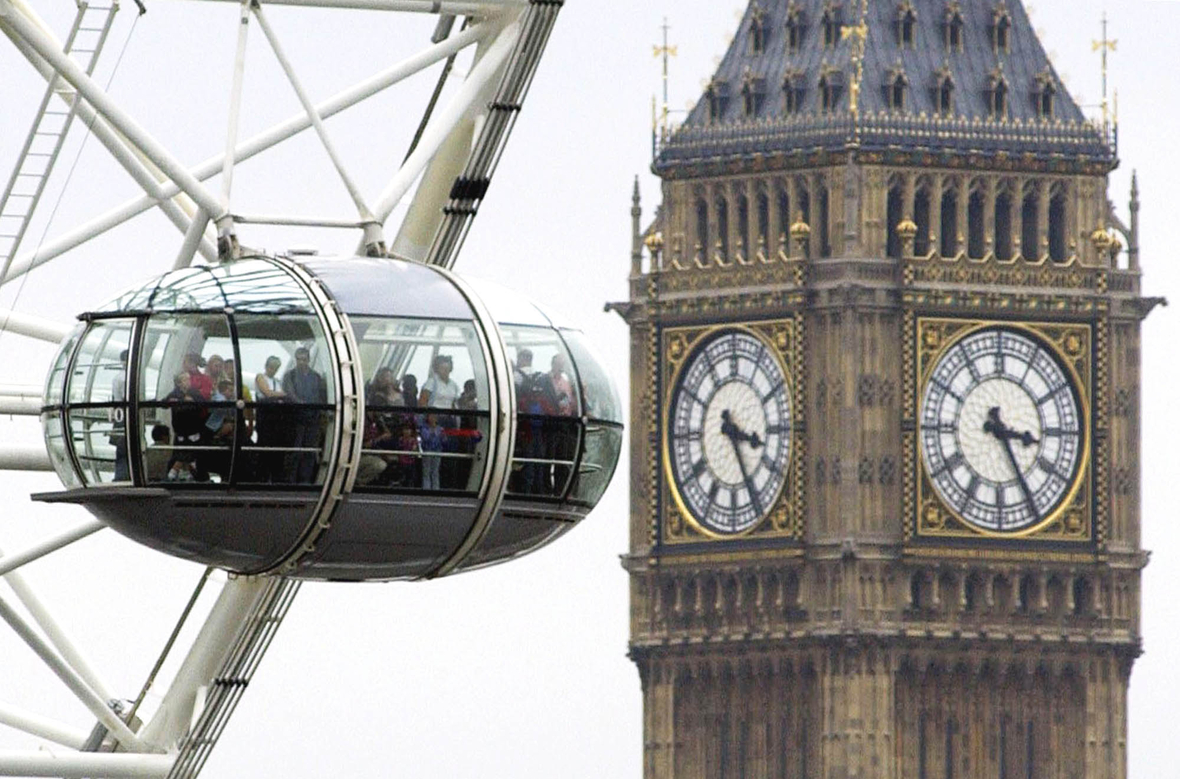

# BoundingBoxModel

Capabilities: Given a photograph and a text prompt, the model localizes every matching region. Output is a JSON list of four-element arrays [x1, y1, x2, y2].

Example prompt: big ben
[[616, 1, 1160, 777]]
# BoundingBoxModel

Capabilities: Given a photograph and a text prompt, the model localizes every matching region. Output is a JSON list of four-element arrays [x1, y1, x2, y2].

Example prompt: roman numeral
[[932, 451, 965, 477]]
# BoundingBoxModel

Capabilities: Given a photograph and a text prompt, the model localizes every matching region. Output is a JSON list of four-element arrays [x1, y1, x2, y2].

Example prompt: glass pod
[[36, 255, 622, 581]]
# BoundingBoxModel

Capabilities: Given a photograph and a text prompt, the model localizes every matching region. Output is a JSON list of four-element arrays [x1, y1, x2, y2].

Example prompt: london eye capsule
[[35, 255, 623, 581]]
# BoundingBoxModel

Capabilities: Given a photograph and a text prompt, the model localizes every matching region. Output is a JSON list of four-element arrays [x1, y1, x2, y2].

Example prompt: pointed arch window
[[887, 69, 908, 111], [1035, 72, 1057, 120], [706, 79, 731, 123], [695, 198, 710, 257], [819, 72, 843, 113], [786, 4, 805, 52], [897, 3, 918, 48], [992, 4, 1012, 53], [749, 5, 768, 55], [987, 73, 1008, 119], [936, 73, 955, 115], [822, 5, 844, 48], [944, 3, 964, 52], [741, 73, 766, 118], [783, 71, 805, 114]]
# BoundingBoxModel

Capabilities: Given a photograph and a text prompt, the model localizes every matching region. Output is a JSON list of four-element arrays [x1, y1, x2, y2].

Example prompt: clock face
[[667, 329, 791, 535], [919, 326, 1085, 533]]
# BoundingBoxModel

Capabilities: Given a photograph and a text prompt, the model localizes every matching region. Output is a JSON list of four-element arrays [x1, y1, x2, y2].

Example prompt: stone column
[[931, 174, 945, 257], [1038, 185, 1051, 261], [956, 178, 969, 255], [983, 177, 997, 257]]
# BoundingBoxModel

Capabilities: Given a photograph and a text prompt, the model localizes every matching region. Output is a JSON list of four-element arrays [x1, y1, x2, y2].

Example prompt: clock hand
[[983, 406, 1039, 447], [720, 409, 764, 449], [983, 407, 1039, 519], [725, 423, 763, 517]]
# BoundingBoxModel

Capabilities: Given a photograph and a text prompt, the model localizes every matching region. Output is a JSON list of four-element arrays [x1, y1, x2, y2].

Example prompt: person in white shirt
[[419, 355, 459, 410]]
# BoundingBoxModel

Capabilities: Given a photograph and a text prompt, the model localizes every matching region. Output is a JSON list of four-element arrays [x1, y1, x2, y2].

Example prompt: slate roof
[[655, 0, 1114, 173]]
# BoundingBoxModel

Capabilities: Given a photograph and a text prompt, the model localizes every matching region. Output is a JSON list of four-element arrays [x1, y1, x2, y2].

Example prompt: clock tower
[[617, 2, 1159, 777]]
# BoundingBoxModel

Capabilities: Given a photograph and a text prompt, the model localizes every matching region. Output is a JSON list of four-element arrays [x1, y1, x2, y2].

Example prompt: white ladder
[[0, 0, 119, 282]]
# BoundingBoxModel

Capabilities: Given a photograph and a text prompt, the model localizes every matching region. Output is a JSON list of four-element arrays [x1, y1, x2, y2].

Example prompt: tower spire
[[1092, 12, 1118, 133], [652, 18, 677, 150]]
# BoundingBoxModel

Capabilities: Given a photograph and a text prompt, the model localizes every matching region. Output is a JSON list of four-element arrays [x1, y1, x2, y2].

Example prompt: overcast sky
[[0, 0, 1176, 776]]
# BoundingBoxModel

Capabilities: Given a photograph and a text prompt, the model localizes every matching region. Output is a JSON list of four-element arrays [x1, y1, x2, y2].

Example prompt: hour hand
[[720, 409, 764, 449], [983, 406, 1039, 447], [983, 407, 1039, 517]]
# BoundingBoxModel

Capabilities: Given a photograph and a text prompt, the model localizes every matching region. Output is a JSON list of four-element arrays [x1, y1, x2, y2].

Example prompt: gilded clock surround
[[908, 316, 1093, 542], [661, 319, 803, 544]]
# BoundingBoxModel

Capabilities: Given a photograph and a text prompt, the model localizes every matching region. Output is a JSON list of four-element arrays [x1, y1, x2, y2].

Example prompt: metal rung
[[0, 0, 118, 276]]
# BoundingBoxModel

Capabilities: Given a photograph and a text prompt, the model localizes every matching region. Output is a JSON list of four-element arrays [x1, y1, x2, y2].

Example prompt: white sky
[[0, 0, 1176, 777]]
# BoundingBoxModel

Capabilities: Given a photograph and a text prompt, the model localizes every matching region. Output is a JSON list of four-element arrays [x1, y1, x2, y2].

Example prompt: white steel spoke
[[0, 308, 70, 343], [0, 17, 491, 287], [0, 7, 219, 275], [0, 386, 41, 416], [192, 0, 524, 13], [0, 751, 172, 778], [3, 553, 114, 701], [0, 592, 149, 752], [0, 448, 50, 470], [0, 702, 87, 750], [374, 15, 517, 223], [0, 0, 229, 229], [0, 521, 105, 578], [219, 0, 252, 207], [173, 207, 212, 270], [252, 3, 376, 235]]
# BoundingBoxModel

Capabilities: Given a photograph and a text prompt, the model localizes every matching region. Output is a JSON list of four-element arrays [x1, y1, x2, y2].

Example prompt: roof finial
[[1092, 12, 1117, 134], [841, 0, 870, 141], [653, 18, 678, 147], [630, 176, 643, 275]]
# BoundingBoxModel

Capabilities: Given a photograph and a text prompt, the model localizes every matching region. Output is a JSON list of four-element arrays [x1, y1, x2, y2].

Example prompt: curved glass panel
[[502, 325, 581, 499], [43, 323, 84, 408], [42, 412, 80, 489], [235, 314, 335, 486], [352, 316, 490, 493], [67, 320, 134, 485], [298, 257, 473, 320], [569, 424, 623, 506], [462, 276, 569, 328], [97, 259, 313, 315], [559, 329, 623, 424]]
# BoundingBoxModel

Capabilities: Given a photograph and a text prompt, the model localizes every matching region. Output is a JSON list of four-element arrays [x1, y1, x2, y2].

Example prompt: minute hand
[[983, 407, 1038, 518], [721, 410, 763, 516]]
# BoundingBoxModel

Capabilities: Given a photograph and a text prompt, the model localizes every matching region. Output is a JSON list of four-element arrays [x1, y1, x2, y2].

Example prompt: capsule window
[[560, 330, 627, 502], [42, 411, 81, 489], [135, 312, 336, 486], [351, 317, 490, 493], [65, 320, 133, 485], [503, 325, 581, 499]]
